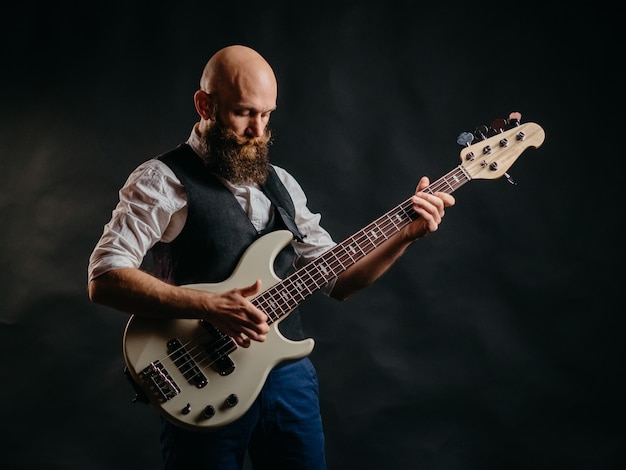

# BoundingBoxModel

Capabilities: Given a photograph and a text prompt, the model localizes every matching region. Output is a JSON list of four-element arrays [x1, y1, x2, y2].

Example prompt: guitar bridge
[[141, 361, 180, 402]]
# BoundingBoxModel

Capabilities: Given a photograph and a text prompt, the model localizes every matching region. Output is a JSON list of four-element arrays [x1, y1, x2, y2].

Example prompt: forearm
[[330, 177, 456, 301], [88, 267, 270, 346], [88, 268, 209, 319], [330, 231, 415, 301]]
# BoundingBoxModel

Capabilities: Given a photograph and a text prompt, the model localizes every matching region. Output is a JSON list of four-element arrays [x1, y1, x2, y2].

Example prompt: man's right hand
[[203, 279, 270, 348]]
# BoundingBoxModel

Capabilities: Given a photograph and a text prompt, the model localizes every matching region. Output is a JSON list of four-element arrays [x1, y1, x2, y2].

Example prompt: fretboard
[[253, 165, 471, 323]]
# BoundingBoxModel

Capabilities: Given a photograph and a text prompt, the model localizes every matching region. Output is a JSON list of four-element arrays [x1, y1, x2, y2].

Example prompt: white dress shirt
[[88, 125, 337, 294]]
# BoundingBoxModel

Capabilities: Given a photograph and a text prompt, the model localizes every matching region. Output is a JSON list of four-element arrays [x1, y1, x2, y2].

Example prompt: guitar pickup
[[167, 338, 208, 388], [201, 321, 236, 376]]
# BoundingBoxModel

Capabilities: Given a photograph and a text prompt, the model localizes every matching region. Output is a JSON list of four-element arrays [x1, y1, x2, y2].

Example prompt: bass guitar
[[123, 116, 545, 431]]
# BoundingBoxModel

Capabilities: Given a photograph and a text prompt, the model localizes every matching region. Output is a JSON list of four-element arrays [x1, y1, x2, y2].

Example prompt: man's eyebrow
[[234, 102, 277, 113]]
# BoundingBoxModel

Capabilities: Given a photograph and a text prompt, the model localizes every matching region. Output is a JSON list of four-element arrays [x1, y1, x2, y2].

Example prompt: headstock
[[457, 113, 545, 181]]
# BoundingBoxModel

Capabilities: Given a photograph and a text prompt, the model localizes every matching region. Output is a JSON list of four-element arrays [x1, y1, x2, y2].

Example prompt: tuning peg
[[474, 124, 489, 140], [491, 118, 508, 133], [456, 132, 474, 146], [508, 111, 522, 127]]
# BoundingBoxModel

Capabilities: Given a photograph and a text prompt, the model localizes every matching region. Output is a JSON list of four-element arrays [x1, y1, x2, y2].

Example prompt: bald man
[[88, 45, 454, 469]]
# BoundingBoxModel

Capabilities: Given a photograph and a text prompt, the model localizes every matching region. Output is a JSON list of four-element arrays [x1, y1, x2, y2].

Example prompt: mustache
[[229, 129, 273, 148]]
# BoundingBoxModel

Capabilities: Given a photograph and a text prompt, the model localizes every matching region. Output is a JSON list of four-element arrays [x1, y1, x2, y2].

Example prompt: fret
[[364, 229, 376, 245], [395, 211, 408, 227], [346, 243, 358, 262], [316, 256, 335, 280], [347, 238, 366, 258], [389, 211, 403, 230], [292, 279, 304, 295], [294, 274, 314, 298], [455, 167, 470, 188], [372, 224, 388, 242], [358, 232, 376, 253], [343, 242, 359, 264], [260, 297, 280, 321], [442, 174, 455, 193], [298, 267, 320, 291], [316, 258, 332, 279], [286, 279, 306, 303], [381, 213, 401, 238], [328, 249, 347, 273], [279, 289, 294, 307], [399, 204, 415, 224]]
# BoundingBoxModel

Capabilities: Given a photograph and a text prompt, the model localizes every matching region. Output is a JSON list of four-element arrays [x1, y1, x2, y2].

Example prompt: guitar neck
[[253, 165, 471, 322]]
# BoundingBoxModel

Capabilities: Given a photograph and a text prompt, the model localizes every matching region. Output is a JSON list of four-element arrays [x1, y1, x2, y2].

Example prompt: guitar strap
[[260, 167, 304, 243]]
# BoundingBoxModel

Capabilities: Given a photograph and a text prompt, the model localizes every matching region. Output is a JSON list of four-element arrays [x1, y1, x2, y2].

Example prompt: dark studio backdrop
[[1, 1, 623, 469]]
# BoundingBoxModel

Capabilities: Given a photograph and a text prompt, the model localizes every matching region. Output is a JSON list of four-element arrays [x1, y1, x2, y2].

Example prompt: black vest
[[149, 143, 304, 339]]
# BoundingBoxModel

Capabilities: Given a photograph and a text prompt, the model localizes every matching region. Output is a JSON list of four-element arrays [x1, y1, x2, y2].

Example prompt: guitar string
[[150, 166, 472, 387]]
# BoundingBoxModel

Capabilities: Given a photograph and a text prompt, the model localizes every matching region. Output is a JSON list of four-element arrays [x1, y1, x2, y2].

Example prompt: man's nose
[[246, 115, 264, 138]]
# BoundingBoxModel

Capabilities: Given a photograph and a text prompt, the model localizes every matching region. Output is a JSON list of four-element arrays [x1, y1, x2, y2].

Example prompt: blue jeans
[[160, 357, 327, 469]]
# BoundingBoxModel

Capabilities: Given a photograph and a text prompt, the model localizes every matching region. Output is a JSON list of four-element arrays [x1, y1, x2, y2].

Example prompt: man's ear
[[193, 90, 213, 120]]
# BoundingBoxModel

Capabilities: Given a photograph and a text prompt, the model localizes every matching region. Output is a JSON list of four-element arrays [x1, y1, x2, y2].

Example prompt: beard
[[203, 118, 272, 185]]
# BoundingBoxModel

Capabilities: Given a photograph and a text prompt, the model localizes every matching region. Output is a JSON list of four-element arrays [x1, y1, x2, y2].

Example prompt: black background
[[1, 1, 623, 469]]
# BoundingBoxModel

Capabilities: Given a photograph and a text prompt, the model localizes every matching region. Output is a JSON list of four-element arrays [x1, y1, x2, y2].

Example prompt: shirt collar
[[186, 123, 208, 159]]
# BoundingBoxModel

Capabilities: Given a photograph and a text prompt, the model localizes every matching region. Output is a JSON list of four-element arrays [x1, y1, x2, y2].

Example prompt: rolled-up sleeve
[[88, 159, 187, 283]]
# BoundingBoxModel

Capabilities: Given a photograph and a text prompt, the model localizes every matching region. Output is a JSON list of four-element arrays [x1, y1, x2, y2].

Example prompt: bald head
[[200, 45, 277, 98]]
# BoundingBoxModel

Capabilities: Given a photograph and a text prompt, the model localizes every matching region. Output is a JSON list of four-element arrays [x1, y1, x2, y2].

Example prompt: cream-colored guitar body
[[123, 230, 314, 431]]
